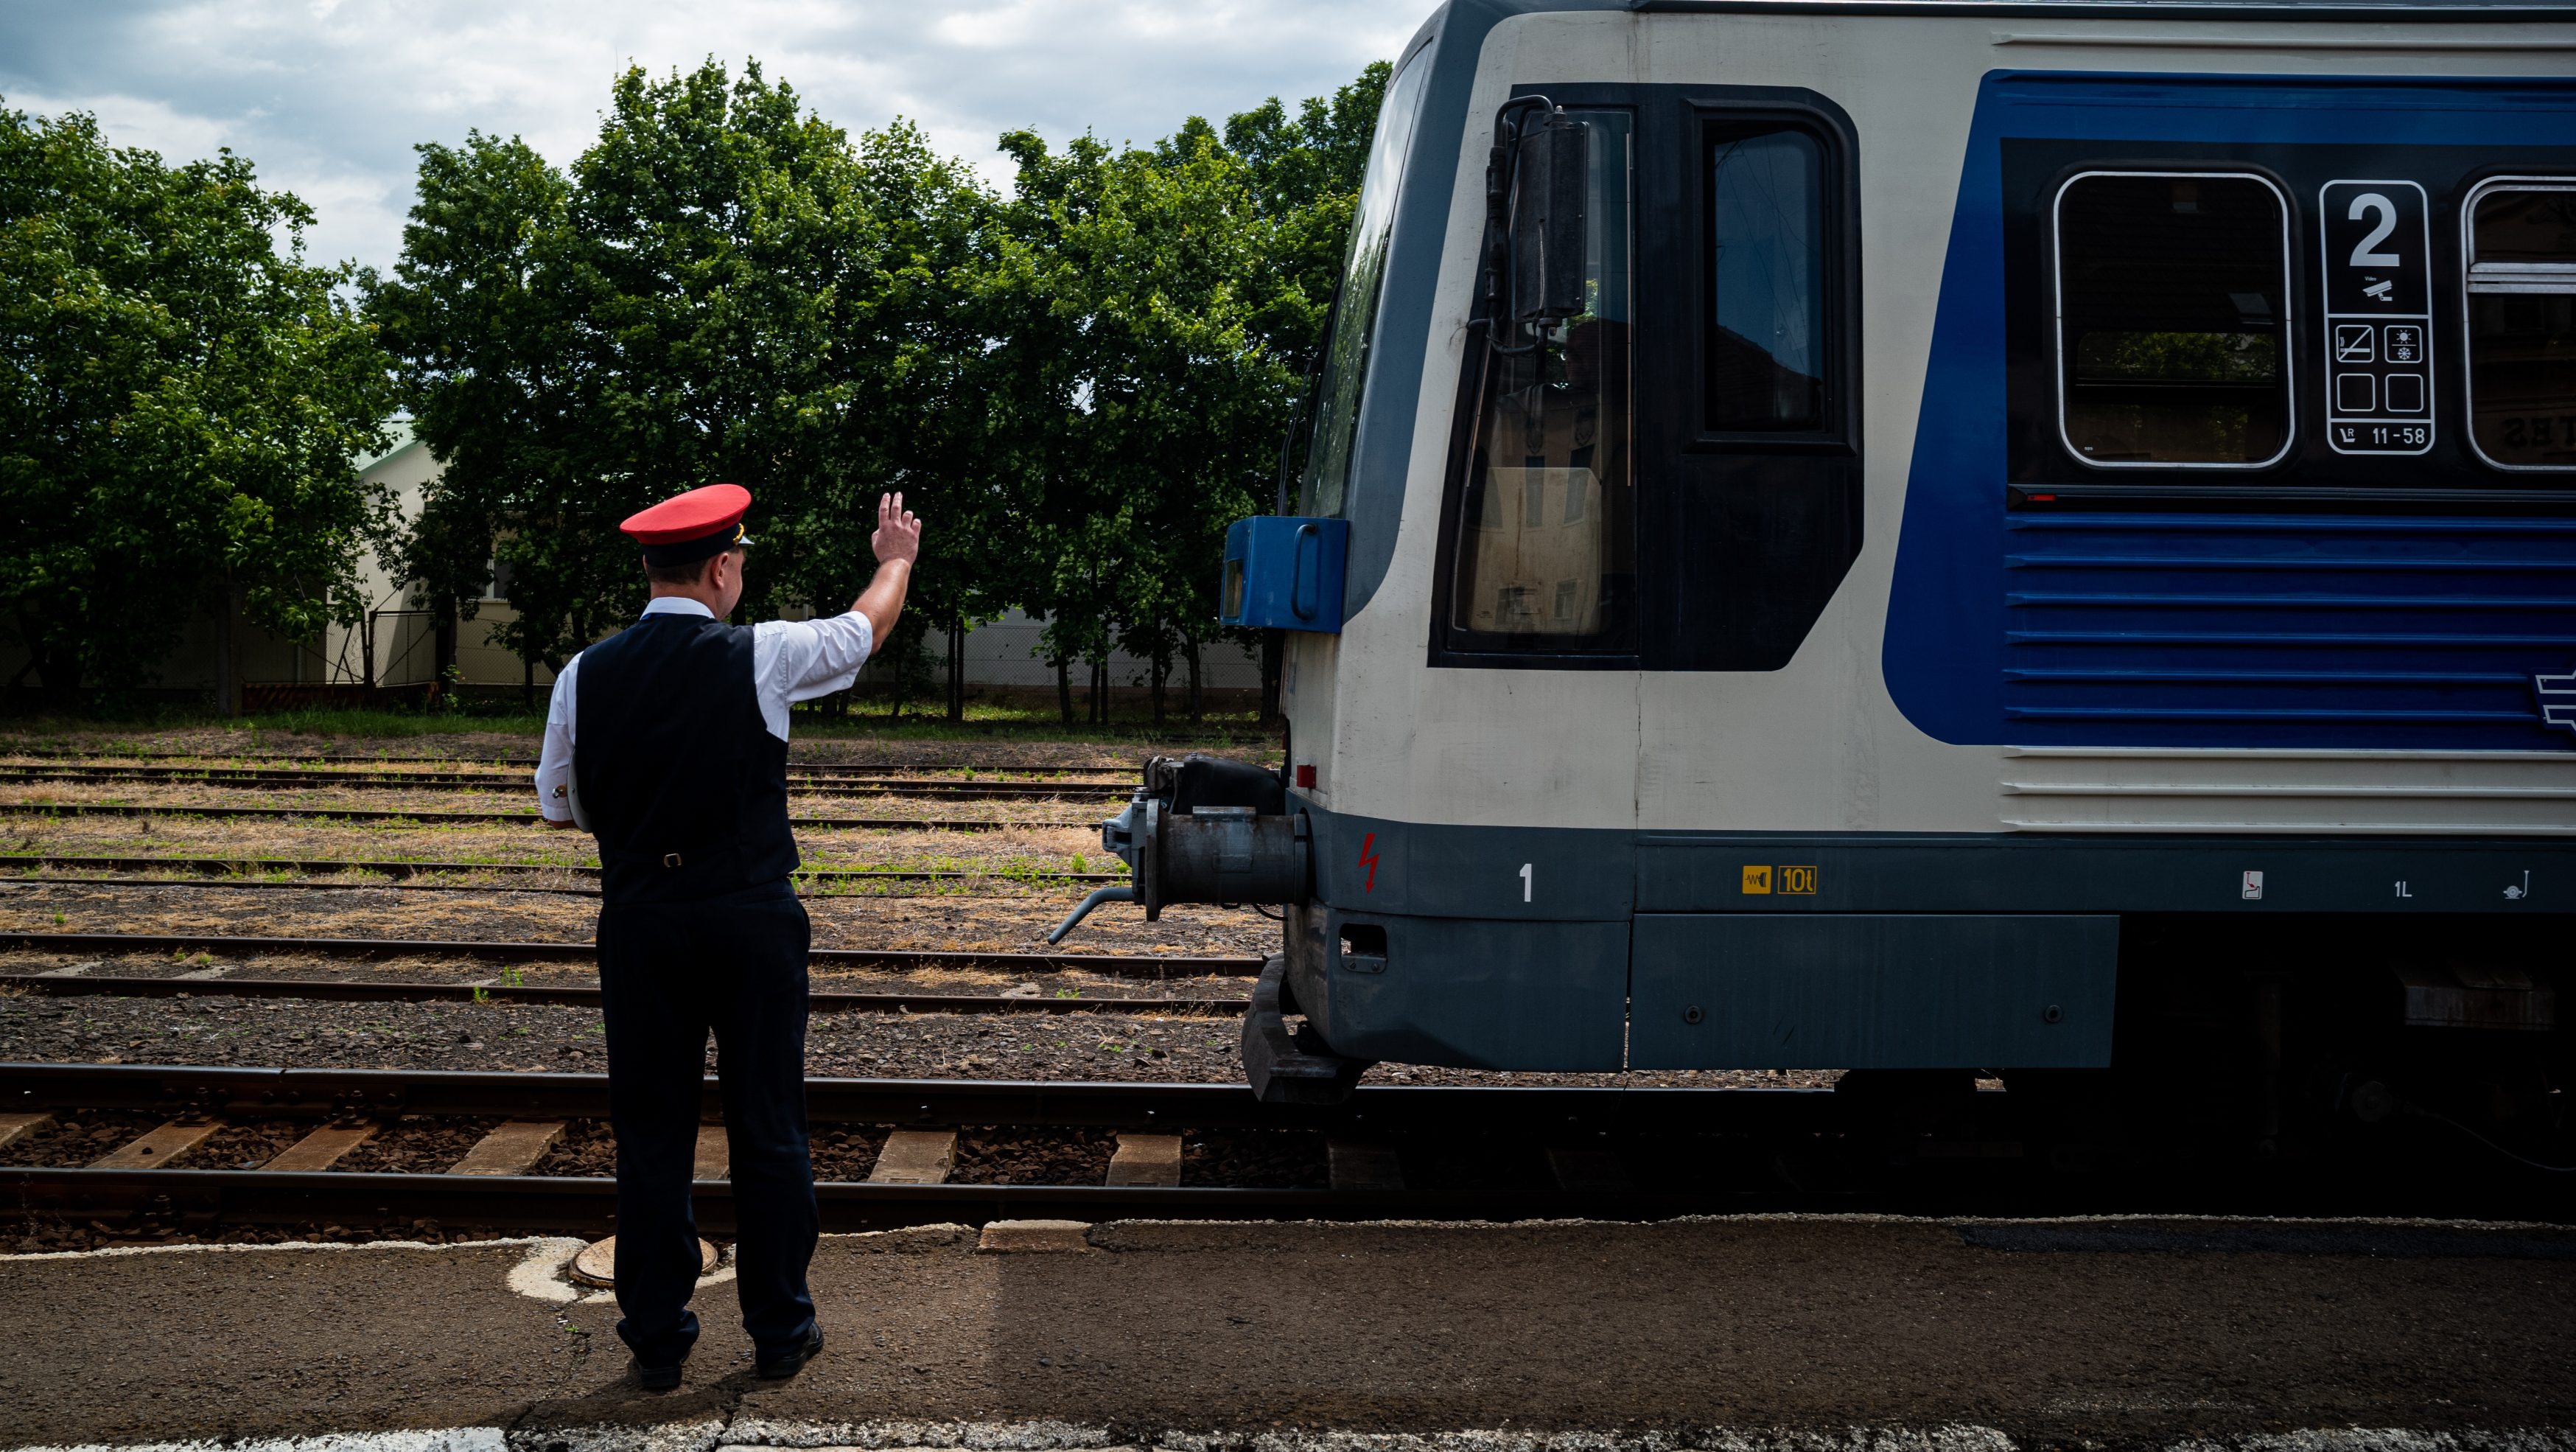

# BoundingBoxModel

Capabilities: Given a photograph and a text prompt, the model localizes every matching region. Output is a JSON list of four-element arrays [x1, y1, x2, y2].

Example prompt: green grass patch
[[244, 708, 552, 738]]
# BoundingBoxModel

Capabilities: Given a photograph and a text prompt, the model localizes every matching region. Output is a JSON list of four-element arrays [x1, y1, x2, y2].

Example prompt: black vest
[[573, 612, 798, 904]]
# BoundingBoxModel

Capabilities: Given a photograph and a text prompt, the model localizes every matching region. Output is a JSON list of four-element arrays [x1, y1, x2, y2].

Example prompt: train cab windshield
[[1300, 49, 1435, 519], [1446, 108, 1638, 648]]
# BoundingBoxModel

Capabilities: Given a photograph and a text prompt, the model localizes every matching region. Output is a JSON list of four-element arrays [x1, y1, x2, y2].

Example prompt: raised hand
[[872, 491, 923, 567]]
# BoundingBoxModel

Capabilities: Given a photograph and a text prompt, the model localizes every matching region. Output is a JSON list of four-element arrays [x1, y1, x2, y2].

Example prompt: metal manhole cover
[[569, 1235, 718, 1288]]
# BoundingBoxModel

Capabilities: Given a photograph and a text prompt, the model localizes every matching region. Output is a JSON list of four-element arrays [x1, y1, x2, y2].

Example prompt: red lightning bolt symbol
[[1358, 831, 1379, 893]]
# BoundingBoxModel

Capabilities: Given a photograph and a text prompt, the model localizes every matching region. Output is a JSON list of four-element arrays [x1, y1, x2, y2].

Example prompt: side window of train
[[1705, 122, 1830, 433], [2052, 172, 2295, 470], [1441, 108, 1638, 655], [2464, 178, 2576, 471]]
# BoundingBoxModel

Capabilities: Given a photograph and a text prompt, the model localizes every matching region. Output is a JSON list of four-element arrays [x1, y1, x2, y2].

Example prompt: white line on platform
[[0, 1235, 552, 1264], [14, 1427, 2576, 1452], [503, 1235, 589, 1303], [12, 1432, 508, 1452]]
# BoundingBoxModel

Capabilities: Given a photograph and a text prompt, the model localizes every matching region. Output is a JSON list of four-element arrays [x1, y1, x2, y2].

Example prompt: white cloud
[[3, 88, 237, 164], [0, 0, 1421, 273]]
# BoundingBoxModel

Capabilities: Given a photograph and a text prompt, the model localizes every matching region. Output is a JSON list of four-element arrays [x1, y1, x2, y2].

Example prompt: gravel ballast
[[0, 987, 1825, 1088]]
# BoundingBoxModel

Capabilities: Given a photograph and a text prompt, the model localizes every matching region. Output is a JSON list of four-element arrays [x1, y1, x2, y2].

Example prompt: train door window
[[2464, 178, 2576, 471], [1705, 122, 1827, 432], [1443, 109, 1636, 651], [2053, 171, 2294, 469]]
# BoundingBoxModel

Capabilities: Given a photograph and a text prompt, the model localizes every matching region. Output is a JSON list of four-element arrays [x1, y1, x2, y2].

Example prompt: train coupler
[[1051, 754, 1311, 943]]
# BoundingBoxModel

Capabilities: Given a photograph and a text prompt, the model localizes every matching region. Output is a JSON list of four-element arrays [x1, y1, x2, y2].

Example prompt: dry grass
[[0, 809, 1109, 878], [0, 727, 1269, 772], [0, 742, 1268, 958], [0, 876, 1270, 958], [0, 944, 1252, 1001], [0, 778, 1116, 824]]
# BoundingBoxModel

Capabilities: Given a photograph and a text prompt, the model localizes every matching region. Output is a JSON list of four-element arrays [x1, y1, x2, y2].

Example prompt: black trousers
[[596, 877, 817, 1367]]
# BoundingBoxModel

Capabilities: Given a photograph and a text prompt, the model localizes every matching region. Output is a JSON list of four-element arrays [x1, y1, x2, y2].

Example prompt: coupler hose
[[1046, 885, 1137, 945]]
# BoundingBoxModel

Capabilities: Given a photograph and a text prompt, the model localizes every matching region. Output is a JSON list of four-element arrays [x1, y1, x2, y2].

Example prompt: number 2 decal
[[2348, 192, 2402, 268], [1519, 862, 1533, 902]]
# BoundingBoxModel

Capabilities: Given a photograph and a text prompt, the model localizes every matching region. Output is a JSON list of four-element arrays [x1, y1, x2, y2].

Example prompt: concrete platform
[[4, 1217, 2573, 1451]]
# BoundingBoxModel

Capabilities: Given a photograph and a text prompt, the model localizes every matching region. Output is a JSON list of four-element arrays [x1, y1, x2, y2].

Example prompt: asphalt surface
[[4, 1216, 2572, 1448]]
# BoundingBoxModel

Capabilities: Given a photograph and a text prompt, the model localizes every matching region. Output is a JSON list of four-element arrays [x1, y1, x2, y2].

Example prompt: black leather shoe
[[756, 1324, 824, 1379], [636, 1360, 685, 1392]]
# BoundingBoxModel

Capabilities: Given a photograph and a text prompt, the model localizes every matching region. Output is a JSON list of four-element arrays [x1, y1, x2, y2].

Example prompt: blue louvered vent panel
[[2003, 513, 2576, 750]]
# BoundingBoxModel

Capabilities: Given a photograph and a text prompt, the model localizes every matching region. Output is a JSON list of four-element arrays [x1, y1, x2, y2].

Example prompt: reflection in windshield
[[1299, 49, 1433, 518], [1449, 110, 1634, 649]]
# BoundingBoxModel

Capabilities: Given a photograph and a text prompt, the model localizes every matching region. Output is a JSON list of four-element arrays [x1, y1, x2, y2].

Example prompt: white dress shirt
[[534, 596, 875, 823]]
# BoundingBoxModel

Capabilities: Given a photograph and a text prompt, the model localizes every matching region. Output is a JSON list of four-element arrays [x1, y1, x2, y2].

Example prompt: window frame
[[2460, 173, 2576, 475], [1425, 83, 1867, 674], [1686, 100, 1861, 456], [2048, 167, 2299, 473], [1430, 101, 1642, 663]]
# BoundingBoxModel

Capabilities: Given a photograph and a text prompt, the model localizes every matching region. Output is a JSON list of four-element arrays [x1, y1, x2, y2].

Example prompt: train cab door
[[1423, 86, 1869, 1070], [1631, 89, 1866, 678]]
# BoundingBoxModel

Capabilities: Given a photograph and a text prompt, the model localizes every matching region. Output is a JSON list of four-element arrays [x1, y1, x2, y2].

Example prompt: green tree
[[363, 130, 577, 688], [0, 105, 393, 712], [373, 57, 1389, 726], [990, 60, 1383, 725], [748, 116, 1021, 724], [374, 62, 1018, 713]]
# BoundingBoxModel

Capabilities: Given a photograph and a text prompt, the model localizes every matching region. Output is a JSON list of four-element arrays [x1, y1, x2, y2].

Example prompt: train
[[1054, 0, 2576, 1165]]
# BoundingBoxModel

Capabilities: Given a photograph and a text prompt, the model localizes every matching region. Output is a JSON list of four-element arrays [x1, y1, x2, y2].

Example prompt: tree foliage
[[0, 104, 393, 707], [372, 57, 1391, 722]]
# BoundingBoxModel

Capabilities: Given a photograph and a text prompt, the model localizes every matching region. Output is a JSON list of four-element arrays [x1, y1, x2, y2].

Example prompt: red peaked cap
[[621, 483, 752, 567]]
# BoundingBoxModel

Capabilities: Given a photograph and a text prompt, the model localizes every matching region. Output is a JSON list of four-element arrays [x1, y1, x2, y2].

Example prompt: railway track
[[0, 747, 1197, 772], [8, 1061, 2550, 1236], [0, 929, 1261, 977], [4, 873, 606, 896], [0, 801, 1091, 830], [0, 763, 1133, 800], [0, 853, 1125, 885], [0, 969, 1246, 1014], [0, 1061, 1879, 1233], [0, 1055, 2555, 1235]]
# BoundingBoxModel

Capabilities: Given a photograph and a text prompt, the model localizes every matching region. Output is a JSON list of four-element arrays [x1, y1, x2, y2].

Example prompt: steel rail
[[0, 1062, 1869, 1234], [0, 854, 1127, 885], [0, 801, 1089, 830], [0, 764, 1130, 800], [0, 1064, 1982, 1235], [4, 1069, 2563, 1235], [0, 1061, 1845, 1134], [0, 929, 1261, 976], [0, 756, 1205, 777], [51, 1065, 2548, 1231], [0, 760, 1130, 779], [4, 874, 609, 896], [0, 971, 1248, 1014]]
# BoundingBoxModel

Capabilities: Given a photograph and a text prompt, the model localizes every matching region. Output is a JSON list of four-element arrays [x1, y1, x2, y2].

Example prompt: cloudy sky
[[0, 0, 1422, 275]]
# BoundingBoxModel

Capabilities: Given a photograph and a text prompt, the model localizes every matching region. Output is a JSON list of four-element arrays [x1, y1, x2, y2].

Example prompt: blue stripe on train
[[2003, 512, 2576, 736], [1884, 71, 2576, 751]]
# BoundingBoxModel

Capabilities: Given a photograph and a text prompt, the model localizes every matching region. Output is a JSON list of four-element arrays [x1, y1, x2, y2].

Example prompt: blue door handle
[[1290, 521, 1321, 621]]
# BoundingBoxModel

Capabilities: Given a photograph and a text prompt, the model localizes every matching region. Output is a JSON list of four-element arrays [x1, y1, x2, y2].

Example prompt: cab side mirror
[[1511, 111, 1590, 323]]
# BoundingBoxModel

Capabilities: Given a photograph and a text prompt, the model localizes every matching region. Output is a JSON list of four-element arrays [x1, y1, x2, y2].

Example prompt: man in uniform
[[533, 484, 922, 1391]]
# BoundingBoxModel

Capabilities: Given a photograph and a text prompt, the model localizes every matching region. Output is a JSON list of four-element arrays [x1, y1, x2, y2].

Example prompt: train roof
[[1415, 0, 2576, 32]]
